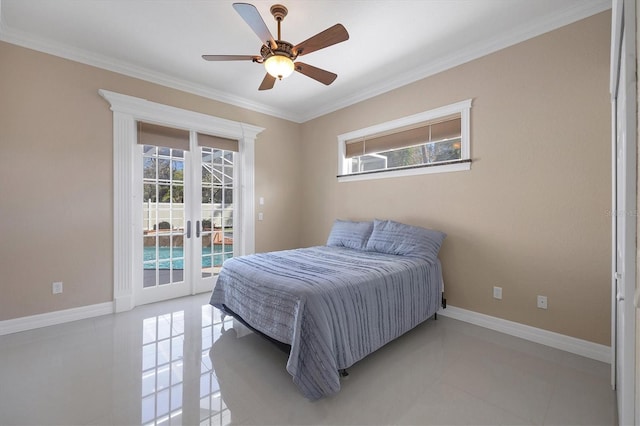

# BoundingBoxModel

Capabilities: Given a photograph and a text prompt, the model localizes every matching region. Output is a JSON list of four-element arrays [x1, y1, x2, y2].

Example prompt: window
[[337, 99, 472, 182]]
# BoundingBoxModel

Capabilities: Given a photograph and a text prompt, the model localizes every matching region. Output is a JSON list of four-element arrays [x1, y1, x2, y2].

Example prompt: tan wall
[[0, 12, 613, 347], [0, 41, 302, 321], [300, 12, 612, 345]]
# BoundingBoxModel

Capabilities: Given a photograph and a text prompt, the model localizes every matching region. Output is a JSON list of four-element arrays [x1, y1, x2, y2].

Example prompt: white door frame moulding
[[609, 1, 637, 424], [99, 89, 264, 313], [439, 306, 611, 363]]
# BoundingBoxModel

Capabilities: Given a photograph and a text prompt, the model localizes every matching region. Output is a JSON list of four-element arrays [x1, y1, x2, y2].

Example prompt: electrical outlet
[[52, 281, 63, 295], [537, 295, 547, 309], [493, 286, 502, 300]]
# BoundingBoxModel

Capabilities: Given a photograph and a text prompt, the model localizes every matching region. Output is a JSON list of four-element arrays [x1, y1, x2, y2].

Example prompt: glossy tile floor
[[0, 293, 616, 426]]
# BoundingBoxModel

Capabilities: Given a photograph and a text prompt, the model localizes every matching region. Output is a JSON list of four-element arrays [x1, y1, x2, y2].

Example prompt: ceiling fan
[[202, 3, 349, 91]]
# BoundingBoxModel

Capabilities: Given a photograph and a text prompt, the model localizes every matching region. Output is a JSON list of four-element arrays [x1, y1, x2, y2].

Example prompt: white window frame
[[337, 99, 472, 182], [99, 89, 264, 313]]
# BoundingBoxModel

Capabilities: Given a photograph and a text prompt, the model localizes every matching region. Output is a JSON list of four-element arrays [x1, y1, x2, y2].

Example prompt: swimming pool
[[143, 246, 233, 269]]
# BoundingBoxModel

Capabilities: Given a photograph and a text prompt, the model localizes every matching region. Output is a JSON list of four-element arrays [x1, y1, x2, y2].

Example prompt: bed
[[209, 219, 446, 400]]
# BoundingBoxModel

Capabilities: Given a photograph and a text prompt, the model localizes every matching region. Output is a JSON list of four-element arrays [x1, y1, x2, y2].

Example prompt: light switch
[[259, 197, 264, 205], [258, 212, 264, 221]]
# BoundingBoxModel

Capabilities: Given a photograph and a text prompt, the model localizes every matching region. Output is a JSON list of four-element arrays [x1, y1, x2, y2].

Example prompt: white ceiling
[[0, 0, 610, 123]]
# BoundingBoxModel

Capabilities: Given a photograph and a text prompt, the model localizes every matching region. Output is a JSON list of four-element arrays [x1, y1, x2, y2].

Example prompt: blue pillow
[[365, 219, 446, 262], [326, 220, 373, 250]]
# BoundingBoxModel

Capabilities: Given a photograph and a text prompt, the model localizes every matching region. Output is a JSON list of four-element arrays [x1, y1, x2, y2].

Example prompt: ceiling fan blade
[[258, 73, 276, 91], [232, 3, 277, 49], [202, 55, 259, 61], [294, 62, 337, 85], [293, 24, 349, 57]]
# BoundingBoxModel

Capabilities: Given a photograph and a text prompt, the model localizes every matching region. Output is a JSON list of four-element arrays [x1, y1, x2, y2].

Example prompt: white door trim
[[610, 1, 637, 424], [99, 89, 264, 312]]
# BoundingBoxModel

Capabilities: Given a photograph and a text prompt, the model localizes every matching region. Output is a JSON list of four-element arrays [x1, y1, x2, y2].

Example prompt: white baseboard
[[0, 301, 612, 365], [439, 305, 612, 364], [0, 302, 114, 336]]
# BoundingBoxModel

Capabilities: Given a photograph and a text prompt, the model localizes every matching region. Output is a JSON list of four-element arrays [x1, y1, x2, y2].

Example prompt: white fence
[[143, 202, 234, 231]]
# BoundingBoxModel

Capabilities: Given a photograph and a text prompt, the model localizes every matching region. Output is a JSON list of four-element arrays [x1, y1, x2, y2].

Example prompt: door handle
[[196, 220, 201, 238], [617, 292, 625, 302], [186, 220, 191, 239]]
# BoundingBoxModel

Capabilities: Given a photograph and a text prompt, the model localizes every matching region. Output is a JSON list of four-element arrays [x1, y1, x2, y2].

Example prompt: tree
[[143, 156, 184, 202]]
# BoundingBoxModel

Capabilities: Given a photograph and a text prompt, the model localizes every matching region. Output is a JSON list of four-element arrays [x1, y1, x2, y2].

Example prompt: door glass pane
[[143, 145, 186, 289], [201, 147, 234, 278]]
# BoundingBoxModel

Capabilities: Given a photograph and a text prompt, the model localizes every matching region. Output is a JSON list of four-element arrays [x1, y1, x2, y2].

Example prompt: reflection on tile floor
[[0, 293, 617, 425]]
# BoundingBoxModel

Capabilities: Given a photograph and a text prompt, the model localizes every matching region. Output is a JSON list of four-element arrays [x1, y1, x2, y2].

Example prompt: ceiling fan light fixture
[[264, 54, 294, 80], [203, 3, 349, 90]]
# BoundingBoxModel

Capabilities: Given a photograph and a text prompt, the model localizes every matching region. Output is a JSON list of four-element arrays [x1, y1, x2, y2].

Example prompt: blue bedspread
[[209, 245, 443, 400]]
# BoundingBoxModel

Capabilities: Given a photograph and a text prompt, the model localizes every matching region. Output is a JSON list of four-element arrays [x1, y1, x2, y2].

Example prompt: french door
[[100, 89, 261, 313], [135, 133, 236, 306]]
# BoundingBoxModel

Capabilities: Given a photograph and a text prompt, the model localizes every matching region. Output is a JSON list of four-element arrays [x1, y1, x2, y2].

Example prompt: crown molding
[[0, 0, 611, 124], [0, 1, 299, 122], [298, 0, 611, 122]]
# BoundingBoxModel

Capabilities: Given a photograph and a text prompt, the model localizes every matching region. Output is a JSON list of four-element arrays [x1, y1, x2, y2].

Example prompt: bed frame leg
[[434, 294, 447, 321], [339, 369, 349, 377]]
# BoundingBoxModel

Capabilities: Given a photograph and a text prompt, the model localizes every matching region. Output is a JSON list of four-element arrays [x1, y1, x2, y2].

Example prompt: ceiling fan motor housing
[[261, 40, 296, 61]]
